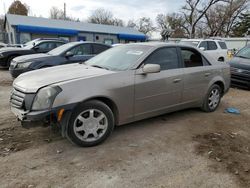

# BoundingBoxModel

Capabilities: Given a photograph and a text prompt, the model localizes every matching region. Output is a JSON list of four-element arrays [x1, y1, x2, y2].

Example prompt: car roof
[[68, 41, 111, 46], [181, 39, 226, 42], [123, 42, 198, 49]]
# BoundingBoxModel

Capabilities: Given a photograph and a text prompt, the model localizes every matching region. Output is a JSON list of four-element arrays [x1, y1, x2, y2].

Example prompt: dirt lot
[[0, 69, 249, 188]]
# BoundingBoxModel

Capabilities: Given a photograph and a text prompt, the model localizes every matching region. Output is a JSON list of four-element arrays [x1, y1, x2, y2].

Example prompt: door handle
[[173, 78, 182, 83], [204, 73, 211, 77]]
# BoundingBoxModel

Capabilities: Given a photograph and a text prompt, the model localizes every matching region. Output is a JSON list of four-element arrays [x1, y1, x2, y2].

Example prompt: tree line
[[2, 0, 250, 39]]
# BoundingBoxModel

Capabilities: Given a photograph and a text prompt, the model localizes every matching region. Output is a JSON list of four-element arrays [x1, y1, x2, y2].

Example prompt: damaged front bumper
[[11, 103, 76, 130]]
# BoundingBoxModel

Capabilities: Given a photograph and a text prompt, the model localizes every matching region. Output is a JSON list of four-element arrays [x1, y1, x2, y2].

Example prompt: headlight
[[16, 61, 33, 69], [32, 86, 62, 110], [0, 53, 4, 58]]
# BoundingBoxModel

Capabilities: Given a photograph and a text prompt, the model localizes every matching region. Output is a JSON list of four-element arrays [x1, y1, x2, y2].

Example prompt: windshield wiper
[[91, 65, 109, 70]]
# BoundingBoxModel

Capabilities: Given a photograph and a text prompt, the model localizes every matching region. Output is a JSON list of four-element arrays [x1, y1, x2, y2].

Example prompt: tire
[[202, 84, 222, 112], [67, 100, 115, 147]]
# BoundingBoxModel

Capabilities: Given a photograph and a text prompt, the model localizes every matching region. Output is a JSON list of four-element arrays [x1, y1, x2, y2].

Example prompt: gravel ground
[[0, 69, 249, 188]]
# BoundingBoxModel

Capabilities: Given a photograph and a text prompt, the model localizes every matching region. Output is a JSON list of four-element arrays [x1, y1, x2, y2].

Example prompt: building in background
[[4, 14, 146, 44]]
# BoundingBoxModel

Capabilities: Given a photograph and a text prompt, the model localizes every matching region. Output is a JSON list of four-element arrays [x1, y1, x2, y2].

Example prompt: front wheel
[[67, 100, 115, 147], [202, 84, 222, 112]]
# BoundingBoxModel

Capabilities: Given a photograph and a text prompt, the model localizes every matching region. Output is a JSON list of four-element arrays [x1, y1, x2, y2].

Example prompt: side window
[[37, 42, 56, 50], [181, 48, 203, 67], [143, 47, 179, 70], [93, 44, 110, 54], [207, 41, 218, 50], [37, 42, 50, 50], [199, 41, 208, 50], [68, 44, 91, 55], [218, 42, 227, 49]]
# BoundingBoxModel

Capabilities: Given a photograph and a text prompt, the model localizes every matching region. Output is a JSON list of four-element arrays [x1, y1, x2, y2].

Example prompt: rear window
[[218, 42, 227, 49]]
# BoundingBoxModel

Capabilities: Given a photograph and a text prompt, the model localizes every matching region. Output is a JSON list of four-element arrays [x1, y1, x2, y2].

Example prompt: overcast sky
[[1, 0, 183, 21], [0, 0, 184, 38]]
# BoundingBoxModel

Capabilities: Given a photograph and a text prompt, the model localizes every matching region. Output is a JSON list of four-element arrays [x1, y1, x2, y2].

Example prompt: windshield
[[22, 42, 38, 49], [85, 45, 152, 71], [23, 39, 39, 46], [48, 43, 77, 55], [236, 46, 250, 59], [180, 41, 199, 47]]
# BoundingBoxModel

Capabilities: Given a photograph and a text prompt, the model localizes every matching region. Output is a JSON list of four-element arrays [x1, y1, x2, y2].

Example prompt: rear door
[[179, 47, 215, 104], [134, 47, 184, 119], [206, 41, 219, 59]]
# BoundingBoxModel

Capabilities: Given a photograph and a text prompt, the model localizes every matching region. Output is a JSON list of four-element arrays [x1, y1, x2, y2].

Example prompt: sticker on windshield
[[126, 50, 143, 55]]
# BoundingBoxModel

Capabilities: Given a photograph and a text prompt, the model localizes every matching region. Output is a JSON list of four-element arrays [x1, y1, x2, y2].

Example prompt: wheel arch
[[213, 80, 225, 94], [207, 77, 226, 96], [77, 96, 119, 125], [218, 56, 225, 62]]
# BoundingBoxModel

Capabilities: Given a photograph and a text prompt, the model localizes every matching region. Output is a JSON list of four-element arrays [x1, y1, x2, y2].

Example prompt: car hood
[[228, 57, 250, 71], [0, 47, 29, 53], [13, 63, 114, 93], [14, 53, 52, 62]]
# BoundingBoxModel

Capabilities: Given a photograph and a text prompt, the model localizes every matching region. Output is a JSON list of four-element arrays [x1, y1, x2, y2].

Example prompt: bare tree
[[204, 4, 226, 36], [49, 6, 79, 21], [156, 13, 187, 39], [112, 18, 124, 27], [224, 0, 249, 36], [8, 0, 29, 16], [182, 0, 226, 38], [127, 20, 137, 28], [204, 0, 248, 37], [50, 7, 64, 20], [88, 8, 114, 25], [136, 17, 155, 36]]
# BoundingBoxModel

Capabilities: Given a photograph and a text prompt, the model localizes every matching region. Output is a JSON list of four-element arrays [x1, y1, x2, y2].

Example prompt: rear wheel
[[67, 100, 115, 147], [202, 84, 222, 112]]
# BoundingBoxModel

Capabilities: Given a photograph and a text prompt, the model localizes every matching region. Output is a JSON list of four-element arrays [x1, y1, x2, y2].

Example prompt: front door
[[65, 44, 94, 64], [134, 47, 183, 120]]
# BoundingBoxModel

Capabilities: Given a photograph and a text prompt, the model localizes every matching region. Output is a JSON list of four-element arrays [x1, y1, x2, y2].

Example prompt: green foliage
[[232, 12, 250, 37]]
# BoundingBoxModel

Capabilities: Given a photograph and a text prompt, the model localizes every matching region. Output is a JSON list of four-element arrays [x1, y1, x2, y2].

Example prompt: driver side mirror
[[199, 47, 205, 51], [33, 46, 40, 51], [65, 51, 74, 58], [142, 64, 161, 74]]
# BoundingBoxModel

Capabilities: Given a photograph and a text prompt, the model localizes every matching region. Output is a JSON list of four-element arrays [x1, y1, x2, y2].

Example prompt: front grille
[[230, 67, 250, 75], [10, 89, 26, 109]]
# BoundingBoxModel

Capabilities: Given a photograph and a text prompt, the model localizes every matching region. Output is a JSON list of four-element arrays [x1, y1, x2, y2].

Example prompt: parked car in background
[[180, 39, 228, 62], [9, 42, 111, 78], [229, 45, 250, 89], [10, 43, 230, 147], [0, 38, 66, 68], [0, 42, 7, 48]]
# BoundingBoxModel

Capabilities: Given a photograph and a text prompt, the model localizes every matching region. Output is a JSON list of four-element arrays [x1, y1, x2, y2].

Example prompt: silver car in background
[[10, 43, 230, 147]]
